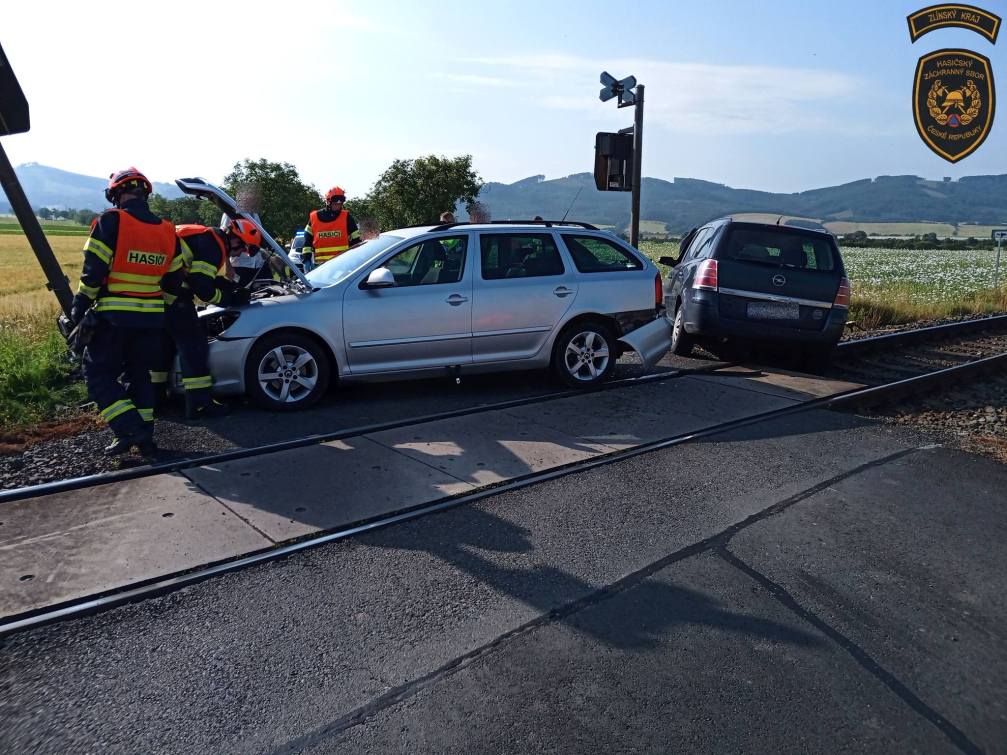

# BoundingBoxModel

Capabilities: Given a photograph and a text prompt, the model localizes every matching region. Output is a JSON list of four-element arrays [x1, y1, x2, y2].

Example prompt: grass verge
[[0, 306, 91, 443]]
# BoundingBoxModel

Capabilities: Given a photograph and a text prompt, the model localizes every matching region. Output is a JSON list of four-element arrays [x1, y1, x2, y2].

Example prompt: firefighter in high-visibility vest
[[153, 221, 260, 419], [302, 186, 361, 268], [70, 168, 185, 456]]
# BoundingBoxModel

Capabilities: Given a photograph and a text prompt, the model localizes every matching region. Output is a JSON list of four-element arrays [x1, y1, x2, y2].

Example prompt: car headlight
[[203, 311, 241, 340]]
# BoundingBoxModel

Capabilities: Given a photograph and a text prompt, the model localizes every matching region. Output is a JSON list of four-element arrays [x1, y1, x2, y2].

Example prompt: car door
[[342, 234, 473, 373], [668, 226, 711, 305], [471, 231, 579, 362]]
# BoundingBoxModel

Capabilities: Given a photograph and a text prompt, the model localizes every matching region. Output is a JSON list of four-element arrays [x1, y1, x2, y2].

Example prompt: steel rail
[[835, 313, 1007, 356], [4, 342, 1007, 638], [3, 313, 1007, 506]]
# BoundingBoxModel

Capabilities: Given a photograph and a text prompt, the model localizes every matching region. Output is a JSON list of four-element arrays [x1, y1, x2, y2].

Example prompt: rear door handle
[[445, 294, 468, 305], [553, 287, 574, 298]]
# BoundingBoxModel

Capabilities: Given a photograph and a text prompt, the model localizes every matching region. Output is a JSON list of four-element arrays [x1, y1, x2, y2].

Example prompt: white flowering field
[[841, 247, 1005, 304]]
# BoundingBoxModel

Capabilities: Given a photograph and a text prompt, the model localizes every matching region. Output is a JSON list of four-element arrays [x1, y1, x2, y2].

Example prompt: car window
[[480, 234, 565, 280], [305, 235, 402, 287], [683, 227, 712, 262], [383, 236, 467, 286], [561, 235, 643, 273], [722, 228, 837, 271]]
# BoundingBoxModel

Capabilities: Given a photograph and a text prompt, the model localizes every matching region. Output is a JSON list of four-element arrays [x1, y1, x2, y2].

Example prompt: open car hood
[[175, 177, 313, 295]]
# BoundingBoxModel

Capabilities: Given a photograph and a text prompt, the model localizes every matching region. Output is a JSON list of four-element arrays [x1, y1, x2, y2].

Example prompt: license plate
[[747, 301, 800, 320]]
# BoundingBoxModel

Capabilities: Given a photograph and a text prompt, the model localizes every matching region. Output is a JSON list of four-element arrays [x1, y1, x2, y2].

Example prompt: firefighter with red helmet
[[152, 219, 261, 419], [70, 167, 185, 456], [302, 186, 361, 269]]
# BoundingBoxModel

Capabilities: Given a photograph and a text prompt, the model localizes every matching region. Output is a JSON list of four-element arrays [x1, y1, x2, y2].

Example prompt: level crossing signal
[[599, 72, 637, 107]]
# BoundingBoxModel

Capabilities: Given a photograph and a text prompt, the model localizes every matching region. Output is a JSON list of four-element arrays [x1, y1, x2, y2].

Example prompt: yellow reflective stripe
[[138, 408, 153, 422], [163, 292, 177, 306], [168, 254, 185, 273], [100, 399, 135, 421], [94, 297, 165, 313], [349, 230, 361, 240], [208, 289, 222, 305], [109, 271, 163, 284], [83, 237, 113, 263], [77, 281, 100, 298], [180, 239, 194, 266], [183, 375, 213, 390], [150, 371, 168, 384], [107, 282, 162, 293], [190, 261, 217, 276]]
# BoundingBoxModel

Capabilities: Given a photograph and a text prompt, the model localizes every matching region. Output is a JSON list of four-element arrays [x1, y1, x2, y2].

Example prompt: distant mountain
[[6, 162, 1006, 232], [476, 173, 1007, 232], [6, 163, 183, 212]]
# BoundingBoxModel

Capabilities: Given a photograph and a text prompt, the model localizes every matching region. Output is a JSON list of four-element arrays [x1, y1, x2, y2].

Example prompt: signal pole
[[599, 72, 644, 247], [629, 84, 644, 248]]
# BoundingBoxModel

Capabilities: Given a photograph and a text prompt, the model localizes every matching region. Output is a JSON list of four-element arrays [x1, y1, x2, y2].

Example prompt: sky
[[2, 0, 1005, 198]]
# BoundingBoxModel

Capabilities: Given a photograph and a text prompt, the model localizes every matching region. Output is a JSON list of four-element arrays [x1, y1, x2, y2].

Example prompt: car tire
[[552, 321, 618, 388], [669, 305, 695, 357], [245, 331, 331, 411]]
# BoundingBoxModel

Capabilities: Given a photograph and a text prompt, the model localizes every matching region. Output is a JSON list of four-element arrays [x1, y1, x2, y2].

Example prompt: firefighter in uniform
[[70, 168, 185, 456], [302, 186, 361, 268], [153, 220, 261, 419]]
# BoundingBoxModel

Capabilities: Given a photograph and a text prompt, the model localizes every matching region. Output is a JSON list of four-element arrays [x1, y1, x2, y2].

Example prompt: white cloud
[[430, 73, 522, 87], [464, 53, 880, 136]]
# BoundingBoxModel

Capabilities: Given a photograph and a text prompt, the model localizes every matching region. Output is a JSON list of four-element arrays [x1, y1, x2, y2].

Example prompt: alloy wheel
[[257, 345, 319, 403]]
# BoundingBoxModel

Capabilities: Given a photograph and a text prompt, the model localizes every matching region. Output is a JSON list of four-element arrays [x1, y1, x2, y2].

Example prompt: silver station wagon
[[176, 180, 672, 410]]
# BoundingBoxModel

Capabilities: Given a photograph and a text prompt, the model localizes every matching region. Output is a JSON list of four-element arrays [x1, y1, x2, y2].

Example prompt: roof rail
[[428, 219, 600, 232]]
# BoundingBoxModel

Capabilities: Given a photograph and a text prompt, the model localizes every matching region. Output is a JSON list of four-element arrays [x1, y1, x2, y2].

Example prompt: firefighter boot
[[103, 423, 157, 457], [185, 391, 230, 421]]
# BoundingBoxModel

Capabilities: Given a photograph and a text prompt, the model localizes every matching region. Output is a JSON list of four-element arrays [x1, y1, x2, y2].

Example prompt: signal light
[[654, 272, 662, 307], [692, 259, 718, 291], [834, 277, 851, 308]]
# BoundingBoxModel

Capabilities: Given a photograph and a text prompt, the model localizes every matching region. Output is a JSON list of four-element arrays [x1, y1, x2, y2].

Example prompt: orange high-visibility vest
[[94, 210, 176, 315], [309, 209, 350, 264]]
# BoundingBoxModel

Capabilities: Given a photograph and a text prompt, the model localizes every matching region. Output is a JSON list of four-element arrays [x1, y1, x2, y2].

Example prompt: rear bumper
[[682, 291, 845, 348]]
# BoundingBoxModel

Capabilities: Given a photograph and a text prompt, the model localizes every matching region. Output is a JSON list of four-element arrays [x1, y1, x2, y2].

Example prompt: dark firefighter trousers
[[82, 318, 161, 438], [155, 301, 214, 408]]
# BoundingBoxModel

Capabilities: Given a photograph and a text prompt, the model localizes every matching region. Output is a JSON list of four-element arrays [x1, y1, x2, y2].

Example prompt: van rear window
[[722, 228, 838, 272]]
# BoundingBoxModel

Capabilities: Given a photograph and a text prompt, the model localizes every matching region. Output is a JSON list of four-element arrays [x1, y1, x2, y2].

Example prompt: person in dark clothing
[[302, 186, 361, 268], [70, 167, 185, 456], [154, 221, 260, 419]]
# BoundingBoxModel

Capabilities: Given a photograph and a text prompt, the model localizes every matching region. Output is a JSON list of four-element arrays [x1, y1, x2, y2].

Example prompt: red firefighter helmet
[[105, 167, 152, 204], [229, 218, 262, 249], [326, 186, 346, 203]]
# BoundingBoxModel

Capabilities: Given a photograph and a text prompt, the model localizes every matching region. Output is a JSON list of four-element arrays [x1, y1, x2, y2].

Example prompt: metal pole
[[0, 141, 72, 316], [630, 84, 644, 249]]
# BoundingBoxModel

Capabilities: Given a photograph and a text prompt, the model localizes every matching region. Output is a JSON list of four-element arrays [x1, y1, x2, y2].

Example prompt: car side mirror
[[659, 255, 679, 267], [364, 267, 395, 289]]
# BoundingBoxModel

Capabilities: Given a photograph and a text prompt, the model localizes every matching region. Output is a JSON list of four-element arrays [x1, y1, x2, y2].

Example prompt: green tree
[[360, 155, 482, 230], [198, 200, 225, 228], [224, 158, 323, 242], [74, 209, 99, 227], [36, 207, 52, 220], [148, 194, 202, 225]]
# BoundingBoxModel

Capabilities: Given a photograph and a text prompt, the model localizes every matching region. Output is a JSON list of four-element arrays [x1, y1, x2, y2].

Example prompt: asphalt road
[[1, 408, 1003, 753]]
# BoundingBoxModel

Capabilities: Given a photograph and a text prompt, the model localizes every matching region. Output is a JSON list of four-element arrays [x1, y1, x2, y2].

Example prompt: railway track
[[2, 315, 1007, 637]]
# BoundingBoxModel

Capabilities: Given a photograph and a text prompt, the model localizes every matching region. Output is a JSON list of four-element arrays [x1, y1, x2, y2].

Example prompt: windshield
[[305, 235, 405, 287], [721, 227, 840, 273]]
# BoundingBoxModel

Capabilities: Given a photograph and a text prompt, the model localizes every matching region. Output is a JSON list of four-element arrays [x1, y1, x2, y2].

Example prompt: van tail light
[[834, 277, 851, 309], [692, 259, 718, 291], [654, 272, 663, 307]]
